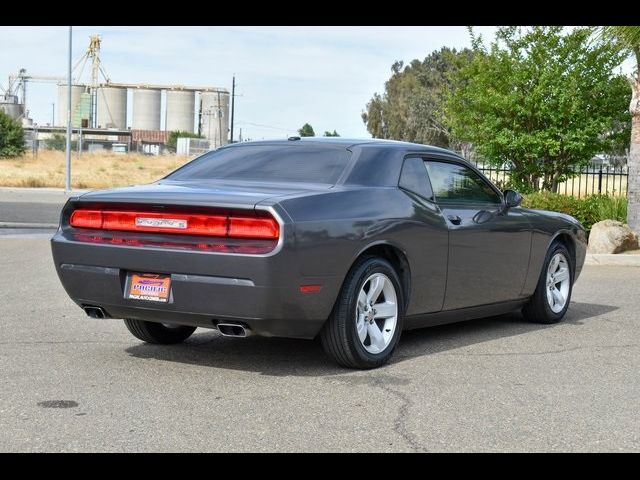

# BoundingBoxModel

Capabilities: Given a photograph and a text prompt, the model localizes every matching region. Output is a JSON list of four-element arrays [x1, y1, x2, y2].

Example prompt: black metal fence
[[473, 162, 629, 198]]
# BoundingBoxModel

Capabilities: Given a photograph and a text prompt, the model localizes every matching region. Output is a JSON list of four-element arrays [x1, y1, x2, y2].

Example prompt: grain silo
[[132, 88, 161, 130], [96, 86, 127, 129], [74, 91, 92, 127], [0, 94, 24, 121], [166, 90, 195, 133], [200, 91, 229, 147], [56, 84, 85, 127]]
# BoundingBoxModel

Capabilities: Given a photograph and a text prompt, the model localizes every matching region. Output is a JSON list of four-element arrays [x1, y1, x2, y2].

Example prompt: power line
[[230, 75, 235, 143], [235, 121, 297, 132]]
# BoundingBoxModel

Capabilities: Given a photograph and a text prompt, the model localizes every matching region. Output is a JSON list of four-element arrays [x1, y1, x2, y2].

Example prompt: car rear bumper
[[51, 230, 341, 339]]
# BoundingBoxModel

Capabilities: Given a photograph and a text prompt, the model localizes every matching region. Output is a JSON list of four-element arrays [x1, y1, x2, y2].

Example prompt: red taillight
[[228, 217, 279, 239], [100, 211, 228, 236], [69, 210, 102, 229], [69, 209, 279, 240]]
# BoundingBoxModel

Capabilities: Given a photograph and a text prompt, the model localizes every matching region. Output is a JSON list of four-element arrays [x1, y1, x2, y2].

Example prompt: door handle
[[447, 215, 462, 225]]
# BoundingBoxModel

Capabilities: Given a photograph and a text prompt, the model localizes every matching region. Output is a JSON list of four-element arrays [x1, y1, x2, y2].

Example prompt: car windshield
[[167, 145, 351, 184]]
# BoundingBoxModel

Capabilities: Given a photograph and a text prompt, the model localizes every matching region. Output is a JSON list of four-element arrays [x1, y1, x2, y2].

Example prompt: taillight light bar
[[69, 209, 279, 240]]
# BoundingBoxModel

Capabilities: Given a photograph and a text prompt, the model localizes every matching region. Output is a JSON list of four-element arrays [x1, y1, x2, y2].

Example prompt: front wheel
[[320, 256, 404, 369], [522, 242, 573, 324], [124, 319, 196, 344]]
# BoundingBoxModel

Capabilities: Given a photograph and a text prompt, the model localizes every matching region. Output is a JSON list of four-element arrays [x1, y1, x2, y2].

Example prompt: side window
[[424, 161, 501, 204], [399, 157, 433, 201]]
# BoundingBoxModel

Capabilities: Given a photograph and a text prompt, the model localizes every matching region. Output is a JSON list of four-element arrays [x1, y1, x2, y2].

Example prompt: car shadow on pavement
[[395, 301, 618, 362], [124, 301, 618, 376]]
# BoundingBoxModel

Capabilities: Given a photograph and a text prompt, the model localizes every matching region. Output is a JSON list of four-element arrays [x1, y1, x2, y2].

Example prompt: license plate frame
[[126, 272, 172, 303]]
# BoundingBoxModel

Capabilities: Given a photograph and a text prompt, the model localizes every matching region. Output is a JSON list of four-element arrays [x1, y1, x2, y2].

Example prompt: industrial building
[[1, 35, 230, 153], [0, 92, 24, 121], [53, 82, 230, 150]]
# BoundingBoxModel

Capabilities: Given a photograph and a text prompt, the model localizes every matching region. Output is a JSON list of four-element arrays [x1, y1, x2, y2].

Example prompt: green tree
[[323, 130, 340, 137], [362, 47, 474, 150], [446, 26, 631, 192], [166, 130, 203, 152], [45, 132, 78, 152], [600, 26, 640, 232], [46, 133, 66, 151], [0, 111, 25, 158], [298, 123, 315, 137]]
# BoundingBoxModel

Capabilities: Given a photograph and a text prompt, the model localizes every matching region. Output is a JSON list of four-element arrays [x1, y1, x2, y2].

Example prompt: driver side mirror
[[504, 189, 523, 208]]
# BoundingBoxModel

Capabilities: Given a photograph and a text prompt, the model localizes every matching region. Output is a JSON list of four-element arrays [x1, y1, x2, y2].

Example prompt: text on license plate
[[127, 273, 171, 302]]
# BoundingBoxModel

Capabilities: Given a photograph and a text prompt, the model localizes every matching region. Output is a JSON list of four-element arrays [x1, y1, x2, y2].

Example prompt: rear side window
[[399, 157, 433, 201], [424, 160, 501, 204], [167, 145, 351, 184]]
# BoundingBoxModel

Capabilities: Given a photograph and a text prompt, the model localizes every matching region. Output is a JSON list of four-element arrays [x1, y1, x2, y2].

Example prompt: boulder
[[588, 220, 639, 254]]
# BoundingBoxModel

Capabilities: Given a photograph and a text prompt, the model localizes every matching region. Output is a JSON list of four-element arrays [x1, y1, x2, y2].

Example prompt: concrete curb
[[0, 187, 89, 194], [585, 253, 640, 266], [0, 222, 58, 229], [0, 187, 89, 205]]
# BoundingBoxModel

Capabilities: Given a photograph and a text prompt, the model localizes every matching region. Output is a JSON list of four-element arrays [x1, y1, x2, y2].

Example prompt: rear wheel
[[522, 242, 573, 324], [124, 319, 196, 344], [320, 256, 404, 369]]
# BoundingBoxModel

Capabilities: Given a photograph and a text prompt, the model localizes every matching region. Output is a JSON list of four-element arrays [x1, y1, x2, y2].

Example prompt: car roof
[[221, 137, 457, 155]]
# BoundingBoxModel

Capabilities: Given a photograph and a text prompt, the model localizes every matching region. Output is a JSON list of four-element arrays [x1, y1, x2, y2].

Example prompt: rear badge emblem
[[135, 217, 187, 229]]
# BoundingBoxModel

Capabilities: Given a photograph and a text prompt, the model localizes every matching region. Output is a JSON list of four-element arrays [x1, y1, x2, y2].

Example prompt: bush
[[166, 130, 203, 152], [46, 133, 66, 151], [522, 192, 627, 231], [0, 111, 25, 158], [595, 196, 627, 224], [45, 133, 77, 151]]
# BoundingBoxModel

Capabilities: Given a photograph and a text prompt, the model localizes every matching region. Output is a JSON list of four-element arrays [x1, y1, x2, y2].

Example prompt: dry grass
[[0, 151, 191, 189], [482, 170, 628, 197]]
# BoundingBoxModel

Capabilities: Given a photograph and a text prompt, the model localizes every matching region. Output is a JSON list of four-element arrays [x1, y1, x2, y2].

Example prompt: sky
[[0, 26, 501, 140]]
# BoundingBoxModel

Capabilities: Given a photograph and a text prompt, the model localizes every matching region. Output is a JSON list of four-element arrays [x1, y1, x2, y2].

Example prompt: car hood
[[523, 208, 585, 230]]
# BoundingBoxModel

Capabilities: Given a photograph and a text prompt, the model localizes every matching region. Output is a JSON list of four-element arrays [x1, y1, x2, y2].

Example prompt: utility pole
[[21, 72, 27, 115], [216, 91, 222, 148], [51, 103, 55, 125], [65, 26, 72, 193], [78, 127, 83, 158], [34, 125, 38, 157], [207, 108, 213, 144], [230, 75, 235, 143]]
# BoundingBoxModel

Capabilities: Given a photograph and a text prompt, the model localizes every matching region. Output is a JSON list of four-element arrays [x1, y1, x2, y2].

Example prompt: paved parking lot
[[1, 236, 639, 452], [0, 188, 72, 226]]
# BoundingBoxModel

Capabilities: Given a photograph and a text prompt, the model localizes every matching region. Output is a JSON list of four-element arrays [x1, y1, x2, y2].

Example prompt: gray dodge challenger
[[51, 138, 586, 368]]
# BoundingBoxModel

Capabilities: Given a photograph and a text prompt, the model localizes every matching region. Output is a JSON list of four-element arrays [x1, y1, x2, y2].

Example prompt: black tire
[[522, 241, 573, 324], [320, 256, 404, 369], [123, 319, 196, 344]]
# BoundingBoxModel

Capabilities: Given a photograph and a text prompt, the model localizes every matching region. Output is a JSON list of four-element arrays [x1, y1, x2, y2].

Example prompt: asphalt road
[[1, 236, 638, 452], [0, 188, 83, 226]]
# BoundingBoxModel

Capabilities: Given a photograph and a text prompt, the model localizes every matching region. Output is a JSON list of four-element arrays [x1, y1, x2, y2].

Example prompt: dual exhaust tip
[[217, 323, 251, 338], [83, 306, 251, 338], [83, 306, 107, 319]]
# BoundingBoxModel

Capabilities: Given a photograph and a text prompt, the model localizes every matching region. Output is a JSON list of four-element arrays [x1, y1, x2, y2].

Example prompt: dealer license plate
[[127, 273, 171, 302]]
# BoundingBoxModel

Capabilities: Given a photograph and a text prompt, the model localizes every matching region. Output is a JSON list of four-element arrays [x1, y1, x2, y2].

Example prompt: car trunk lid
[[74, 179, 323, 209]]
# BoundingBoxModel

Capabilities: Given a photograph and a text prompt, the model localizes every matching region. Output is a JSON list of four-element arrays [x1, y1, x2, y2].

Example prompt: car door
[[397, 156, 449, 314], [424, 159, 532, 310]]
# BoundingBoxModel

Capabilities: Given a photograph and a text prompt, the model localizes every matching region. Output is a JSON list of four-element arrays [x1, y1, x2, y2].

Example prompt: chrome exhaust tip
[[217, 323, 251, 338], [83, 306, 106, 319]]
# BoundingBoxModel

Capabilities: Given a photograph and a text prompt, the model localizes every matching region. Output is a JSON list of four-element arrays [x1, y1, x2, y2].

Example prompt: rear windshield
[[167, 145, 351, 184]]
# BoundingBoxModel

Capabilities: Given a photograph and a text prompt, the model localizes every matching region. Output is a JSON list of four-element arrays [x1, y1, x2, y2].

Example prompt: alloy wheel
[[355, 273, 398, 354]]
